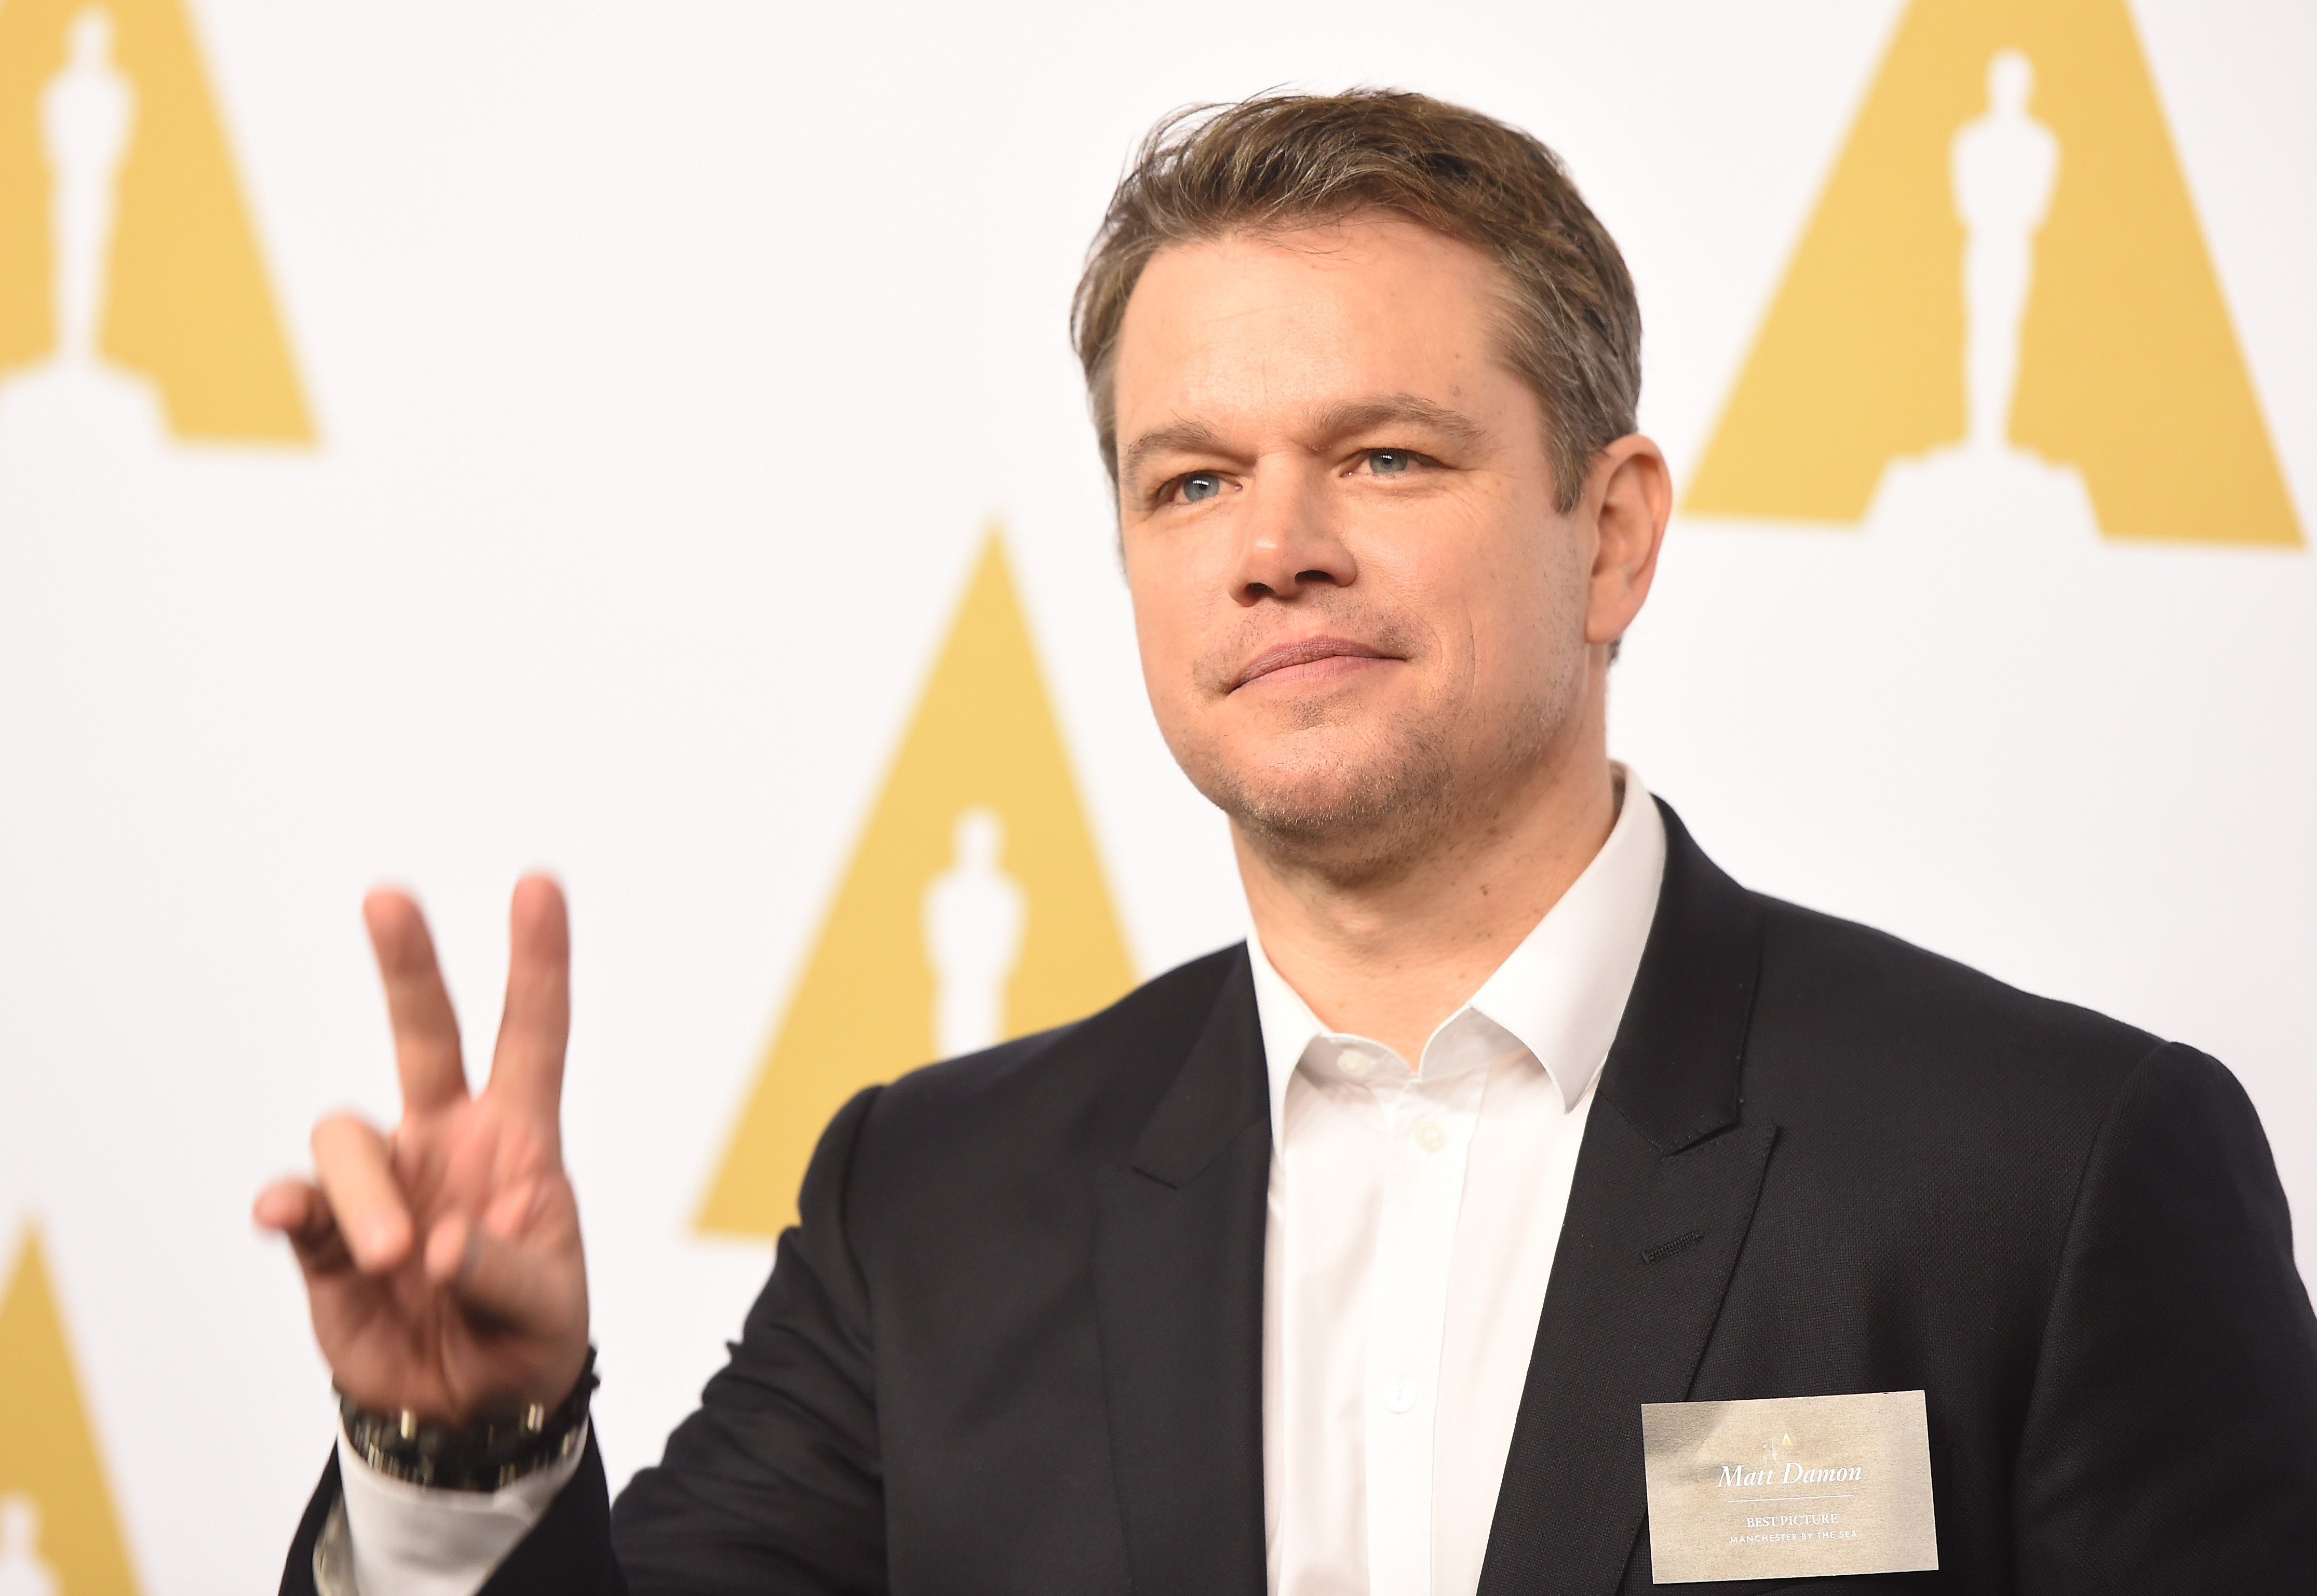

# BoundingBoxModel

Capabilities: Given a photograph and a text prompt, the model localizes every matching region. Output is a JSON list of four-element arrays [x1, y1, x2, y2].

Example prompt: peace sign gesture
[[254, 876, 590, 1424]]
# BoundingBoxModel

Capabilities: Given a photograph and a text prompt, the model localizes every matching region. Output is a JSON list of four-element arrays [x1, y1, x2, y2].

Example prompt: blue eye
[[1180, 472, 1222, 503], [1369, 450, 1412, 475]]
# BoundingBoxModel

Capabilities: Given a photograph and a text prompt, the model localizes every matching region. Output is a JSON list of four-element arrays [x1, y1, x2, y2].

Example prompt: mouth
[[1229, 635, 1399, 692]]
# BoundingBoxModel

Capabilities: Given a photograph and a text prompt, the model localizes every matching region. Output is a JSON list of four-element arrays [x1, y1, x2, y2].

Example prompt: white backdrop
[[0, 2, 2311, 1590]]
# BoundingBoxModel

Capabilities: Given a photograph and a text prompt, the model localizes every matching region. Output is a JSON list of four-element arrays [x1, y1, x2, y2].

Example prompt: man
[[258, 92, 2317, 1594]]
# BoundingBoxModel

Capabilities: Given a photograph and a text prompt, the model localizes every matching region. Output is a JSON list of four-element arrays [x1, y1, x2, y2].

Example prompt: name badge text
[[1639, 1389, 1938, 1584]]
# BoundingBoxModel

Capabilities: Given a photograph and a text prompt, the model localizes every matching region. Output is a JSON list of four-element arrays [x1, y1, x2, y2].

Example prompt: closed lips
[[1230, 638, 1395, 689]]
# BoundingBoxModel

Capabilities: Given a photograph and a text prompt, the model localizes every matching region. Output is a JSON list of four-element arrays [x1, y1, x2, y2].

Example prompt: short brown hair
[[1071, 90, 1642, 510]]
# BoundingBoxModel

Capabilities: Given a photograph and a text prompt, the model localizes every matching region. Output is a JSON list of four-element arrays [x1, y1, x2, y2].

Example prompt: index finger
[[487, 873, 570, 1118], [364, 888, 469, 1113]]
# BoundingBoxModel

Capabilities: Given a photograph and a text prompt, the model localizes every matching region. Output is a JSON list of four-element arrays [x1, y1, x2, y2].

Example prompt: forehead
[[1112, 216, 1513, 425]]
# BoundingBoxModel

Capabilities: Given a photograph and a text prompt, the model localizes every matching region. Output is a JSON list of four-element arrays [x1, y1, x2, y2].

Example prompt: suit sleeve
[[275, 1418, 627, 1596], [276, 1085, 888, 1596], [2012, 1043, 2317, 1591], [608, 1084, 888, 1594]]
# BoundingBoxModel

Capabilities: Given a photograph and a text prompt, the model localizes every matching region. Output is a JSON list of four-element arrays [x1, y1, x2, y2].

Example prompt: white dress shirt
[[334, 1427, 583, 1596], [340, 771, 1666, 1596], [1253, 768, 1665, 1596]]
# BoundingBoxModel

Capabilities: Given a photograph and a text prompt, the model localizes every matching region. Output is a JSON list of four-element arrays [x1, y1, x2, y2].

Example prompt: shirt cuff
[[334, 1421, 586, 1596]]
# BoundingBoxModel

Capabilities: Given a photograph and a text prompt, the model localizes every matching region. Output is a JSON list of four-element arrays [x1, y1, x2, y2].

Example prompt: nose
[[1230, 466, 1356, 604]]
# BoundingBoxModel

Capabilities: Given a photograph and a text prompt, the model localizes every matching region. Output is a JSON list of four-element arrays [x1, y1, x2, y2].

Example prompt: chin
[[1188, 725, 1459, 874]]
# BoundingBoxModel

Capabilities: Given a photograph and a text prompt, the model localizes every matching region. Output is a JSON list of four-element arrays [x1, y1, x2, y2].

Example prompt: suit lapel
[[1094, 953, 1271, 1596], [1477, 803, 1780, 1596]]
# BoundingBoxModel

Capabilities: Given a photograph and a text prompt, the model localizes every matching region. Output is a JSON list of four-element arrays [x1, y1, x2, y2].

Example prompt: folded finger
[[311, 1115, 413, 1273], [254, 1178, 354, 1275], [489, 874, 570, 1120], [425, 1211, 571, 1335], [365, 889, 469, 1113]]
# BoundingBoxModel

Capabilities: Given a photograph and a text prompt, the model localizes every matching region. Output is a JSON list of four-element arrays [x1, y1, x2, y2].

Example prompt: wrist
[[338, 1348, 597, 1492]]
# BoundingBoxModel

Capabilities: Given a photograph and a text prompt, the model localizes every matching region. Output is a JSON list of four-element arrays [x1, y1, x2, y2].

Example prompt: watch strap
[[338, 1348, 597, 1493]]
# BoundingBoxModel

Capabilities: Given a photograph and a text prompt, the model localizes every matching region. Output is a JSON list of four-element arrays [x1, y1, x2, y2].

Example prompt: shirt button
[[1384, 1384, 1417, 1414], [1412, 1119, 1447, 1153], [1340, 1052, 1371, 1079]]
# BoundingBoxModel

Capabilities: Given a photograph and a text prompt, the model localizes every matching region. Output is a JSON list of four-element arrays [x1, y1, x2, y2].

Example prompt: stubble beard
[[1186, 685, 1565, 890], [1171, 581, 1592, 888]]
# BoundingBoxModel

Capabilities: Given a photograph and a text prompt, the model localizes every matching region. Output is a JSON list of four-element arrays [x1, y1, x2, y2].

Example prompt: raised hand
[[254, 875, 590, 1425]]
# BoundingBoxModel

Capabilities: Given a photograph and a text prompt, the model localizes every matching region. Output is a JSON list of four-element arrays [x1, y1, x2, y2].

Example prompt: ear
[[1582, 435, 1672, 647]]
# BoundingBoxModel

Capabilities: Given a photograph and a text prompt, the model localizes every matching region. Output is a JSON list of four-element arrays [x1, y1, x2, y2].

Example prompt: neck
[[1234, 693, 1619, 1066]]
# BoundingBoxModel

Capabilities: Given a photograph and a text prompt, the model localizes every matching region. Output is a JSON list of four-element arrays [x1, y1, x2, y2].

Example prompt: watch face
[[313, 1496, 359, 1596]]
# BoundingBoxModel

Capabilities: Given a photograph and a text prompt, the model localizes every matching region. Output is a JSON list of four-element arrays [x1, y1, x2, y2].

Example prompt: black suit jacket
[[285, 804, 2317, 1593]]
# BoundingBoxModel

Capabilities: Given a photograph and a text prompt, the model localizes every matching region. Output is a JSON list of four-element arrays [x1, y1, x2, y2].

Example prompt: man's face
[[1112, 215, 1610, 874]]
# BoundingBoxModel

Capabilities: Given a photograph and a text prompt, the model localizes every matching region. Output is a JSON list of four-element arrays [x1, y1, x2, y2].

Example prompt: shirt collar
[[1244, 765, 1669, 1142]]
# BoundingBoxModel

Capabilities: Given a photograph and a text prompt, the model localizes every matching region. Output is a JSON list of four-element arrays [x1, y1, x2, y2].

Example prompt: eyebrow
[[1117, 393, 1491, 485], [1119, 420, 1230, 485], [1308, 394, 1491, 454]]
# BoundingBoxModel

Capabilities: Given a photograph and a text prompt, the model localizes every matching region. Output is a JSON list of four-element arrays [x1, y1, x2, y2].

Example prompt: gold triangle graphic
[[1684, 0, 2300, 546], [0, 1224, 142, 1594], [697, 530, 1137, 1236], [0, 0, 313, 442]]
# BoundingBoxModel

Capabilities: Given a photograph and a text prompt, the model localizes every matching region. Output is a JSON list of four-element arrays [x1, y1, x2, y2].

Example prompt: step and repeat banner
[[0, 1, 2309, 1589]]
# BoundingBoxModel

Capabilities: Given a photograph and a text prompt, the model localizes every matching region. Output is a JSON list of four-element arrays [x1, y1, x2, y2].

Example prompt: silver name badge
[[1639, 1390, 1938, 1584]]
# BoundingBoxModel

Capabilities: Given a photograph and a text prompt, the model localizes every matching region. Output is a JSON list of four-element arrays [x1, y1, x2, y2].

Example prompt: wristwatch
[[337, 1348, 597, 1492]]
